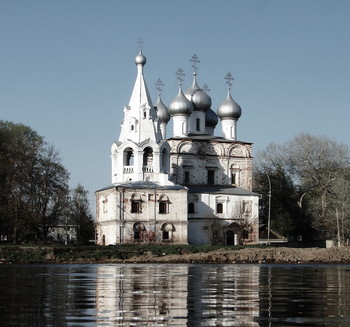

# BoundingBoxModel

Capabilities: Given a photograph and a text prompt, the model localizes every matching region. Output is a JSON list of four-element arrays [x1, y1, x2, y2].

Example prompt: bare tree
[[255, 133, 350, 243], [0, 121, 69, 243], [69, 184, 95, 245]]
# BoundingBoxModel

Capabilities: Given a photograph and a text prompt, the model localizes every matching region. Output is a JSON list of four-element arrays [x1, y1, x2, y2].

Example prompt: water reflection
[[0, 264, 350, 326], [96, 265, 189, 326]]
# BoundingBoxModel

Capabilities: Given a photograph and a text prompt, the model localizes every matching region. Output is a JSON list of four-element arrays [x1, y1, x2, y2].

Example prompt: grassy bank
[[0, 244, 251, 264], [1, 244, 350, 264]]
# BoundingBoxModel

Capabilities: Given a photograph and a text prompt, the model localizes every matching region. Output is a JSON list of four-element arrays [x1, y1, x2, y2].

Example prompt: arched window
[[131, 194, 142, 213], [158, 195, 169, 214], [188, 203, 195, 214], [161, 148, 170, 173], [143, 147, 153, 166], [124, 148, 134, 166]]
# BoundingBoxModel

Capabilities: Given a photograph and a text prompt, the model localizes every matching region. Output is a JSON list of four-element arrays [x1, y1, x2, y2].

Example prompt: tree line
[[254, 133, 350, 246], [0, 121, 94, 244]]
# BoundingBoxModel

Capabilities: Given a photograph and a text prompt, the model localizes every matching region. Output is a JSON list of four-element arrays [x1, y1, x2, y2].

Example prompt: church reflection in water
[[95, 264, 260, 326]]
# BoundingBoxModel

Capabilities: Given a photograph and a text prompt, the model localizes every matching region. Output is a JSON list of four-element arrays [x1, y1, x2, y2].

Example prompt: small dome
[[135, 51, 147, 65], [156, 94, 170, 123], [205, 108, 218, 127], [169, 85, 193, 116], [217, 90, 242, 120], [185, 73, 211, 112]]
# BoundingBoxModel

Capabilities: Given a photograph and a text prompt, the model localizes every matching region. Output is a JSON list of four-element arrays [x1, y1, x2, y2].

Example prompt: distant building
[[95, 50, 259, 245]]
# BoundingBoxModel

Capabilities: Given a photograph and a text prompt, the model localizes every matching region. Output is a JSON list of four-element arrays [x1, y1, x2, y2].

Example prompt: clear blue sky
[[1, 0, 350, 210]]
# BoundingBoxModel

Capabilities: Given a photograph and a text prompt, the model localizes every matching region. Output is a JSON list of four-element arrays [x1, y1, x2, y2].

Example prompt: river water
[[0, 263, 350, 326]]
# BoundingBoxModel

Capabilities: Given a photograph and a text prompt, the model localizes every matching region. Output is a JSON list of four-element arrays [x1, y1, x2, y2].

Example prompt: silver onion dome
[[156, 94, 170, 123], [135, 51, 147, 65], [205, 108, 218, 127], [217, 90, 242, 120], [168, 85, 193, 116], [185, 73, 211, 112]]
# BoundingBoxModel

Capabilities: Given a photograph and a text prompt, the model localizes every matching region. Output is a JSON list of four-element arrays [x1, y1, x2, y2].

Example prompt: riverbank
[[1, 245, 350, 264]]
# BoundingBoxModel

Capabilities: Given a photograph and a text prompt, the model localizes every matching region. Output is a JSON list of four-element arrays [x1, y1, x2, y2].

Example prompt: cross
[[190, 54, 200, 72], [155, 78, 164, 94], [137, 37, 144, 51], [176, 68, 185, 85], [225, 72, 234, 90], [202, 83, 210, 93]]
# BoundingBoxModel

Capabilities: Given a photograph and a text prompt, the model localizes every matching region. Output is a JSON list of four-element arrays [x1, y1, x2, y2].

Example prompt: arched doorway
[[133, 222, 146, 241], [161, 223, 175, 242]]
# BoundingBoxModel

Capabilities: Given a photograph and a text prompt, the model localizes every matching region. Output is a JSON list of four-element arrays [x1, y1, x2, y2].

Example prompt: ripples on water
[[0, 263, 350, 326]]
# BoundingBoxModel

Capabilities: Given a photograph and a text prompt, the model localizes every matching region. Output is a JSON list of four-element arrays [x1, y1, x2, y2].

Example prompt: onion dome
[[156, 94, 170, 123], [217, 90, 242, 120], [205, 108, 219, 127], [135, 51, 147, 66], [185, 73, 211, 112], [168, 85, 193, 116]]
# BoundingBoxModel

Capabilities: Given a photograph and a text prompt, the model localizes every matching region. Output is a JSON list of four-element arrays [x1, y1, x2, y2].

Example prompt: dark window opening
[[188, 203, 195, 214], [125, 149, 134, 166], [196, 118, 200, 131], [231, 172, 236, 185], [184, 171, 190, 184], [131, 201, 141, 213], [162, 231, 169, 240], [243, 230, 249, 240], [216, 203, 223, 213], [134, 230, 141, 240], [143, 147, 153, 166], [207, 170, 215, 185], [159, 201, 168, 214]]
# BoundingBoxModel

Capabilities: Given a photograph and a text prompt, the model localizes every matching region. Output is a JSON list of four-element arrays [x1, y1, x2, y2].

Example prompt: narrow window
[[196, 118, 200, 131], [216, 203, 223, 214], [184, 171, 190, 184], [231, 172, 236, 185], [188, 203, 195, 214], [125, 149, 134, 166], [159, 201, 167, 214], [207, 170, 215, 185], [143, 147, 153, 166]]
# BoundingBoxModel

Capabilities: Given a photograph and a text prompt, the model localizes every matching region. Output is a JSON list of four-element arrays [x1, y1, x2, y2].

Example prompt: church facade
[[95, 50, 259, 246]]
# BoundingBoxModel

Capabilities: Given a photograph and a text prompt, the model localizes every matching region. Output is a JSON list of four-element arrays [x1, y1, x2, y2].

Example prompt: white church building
[[95, 50, 259, 246]]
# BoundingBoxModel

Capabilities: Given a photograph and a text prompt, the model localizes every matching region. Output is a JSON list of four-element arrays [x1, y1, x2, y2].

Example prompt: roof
[[167, 134, 252, 145], [96, 181, 187, 193], [187, 185, 259, 196]]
